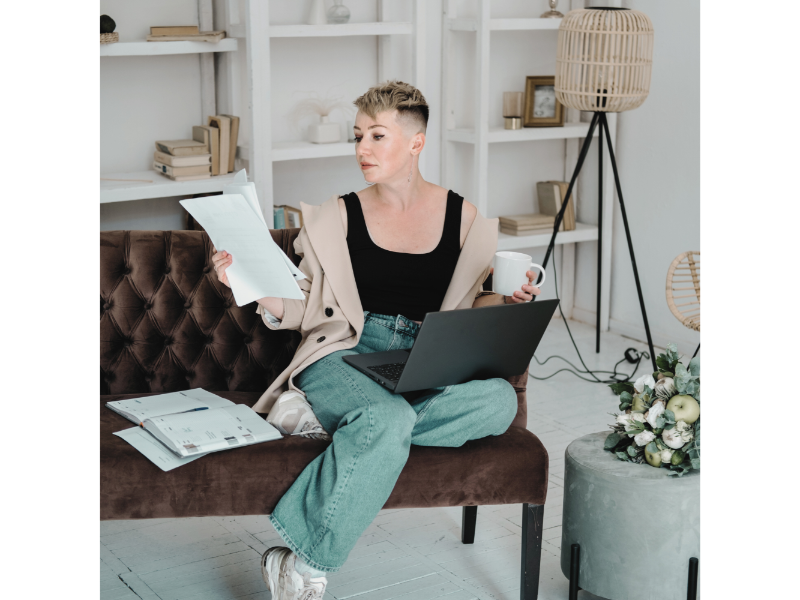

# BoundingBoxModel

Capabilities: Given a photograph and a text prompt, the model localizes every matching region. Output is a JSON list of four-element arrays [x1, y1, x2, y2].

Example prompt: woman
[[212, 81, 541, 600]]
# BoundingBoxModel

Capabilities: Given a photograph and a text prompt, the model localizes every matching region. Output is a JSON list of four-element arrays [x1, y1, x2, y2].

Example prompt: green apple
[[666, 395, 700, 424], [645, 447, 662, 467], [631, 393, 649, 413], [671, 450, 686, 466]]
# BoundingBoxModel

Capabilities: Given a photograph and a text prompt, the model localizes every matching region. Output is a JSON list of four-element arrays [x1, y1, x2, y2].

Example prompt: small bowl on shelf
[[100, 32, 119, 44]]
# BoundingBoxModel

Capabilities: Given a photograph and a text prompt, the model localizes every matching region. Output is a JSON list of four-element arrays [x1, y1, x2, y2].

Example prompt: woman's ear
[[410, 132, 426, 156]]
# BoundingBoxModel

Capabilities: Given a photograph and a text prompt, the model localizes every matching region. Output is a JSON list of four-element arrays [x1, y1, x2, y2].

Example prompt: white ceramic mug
[[493, 251, 546, 298]]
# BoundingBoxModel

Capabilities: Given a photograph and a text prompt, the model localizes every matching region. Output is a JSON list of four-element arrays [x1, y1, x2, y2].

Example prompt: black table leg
[[687, 557, 699, 600], [569, 543, 581, 600]]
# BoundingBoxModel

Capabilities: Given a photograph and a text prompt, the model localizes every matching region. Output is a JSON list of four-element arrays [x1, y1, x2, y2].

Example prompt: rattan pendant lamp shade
[[555, 7, 654, 112]]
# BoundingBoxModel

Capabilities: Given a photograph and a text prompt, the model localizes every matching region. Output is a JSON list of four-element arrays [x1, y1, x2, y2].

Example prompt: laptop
[[343, 299, 560, 393]]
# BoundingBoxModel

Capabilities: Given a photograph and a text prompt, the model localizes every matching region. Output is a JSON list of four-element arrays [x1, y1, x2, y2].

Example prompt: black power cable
[[528, 246, 650, 385]]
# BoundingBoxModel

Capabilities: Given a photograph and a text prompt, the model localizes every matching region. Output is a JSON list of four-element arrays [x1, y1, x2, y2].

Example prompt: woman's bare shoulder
[[458, 196, 478, 248]]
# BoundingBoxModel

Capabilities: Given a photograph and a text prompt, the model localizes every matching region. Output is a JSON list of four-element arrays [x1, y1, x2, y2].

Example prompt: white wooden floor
[[101, 318, 665, 600]]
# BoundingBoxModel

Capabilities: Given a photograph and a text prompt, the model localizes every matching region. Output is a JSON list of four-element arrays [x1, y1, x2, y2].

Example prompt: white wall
[[572, 0, 701, 355]]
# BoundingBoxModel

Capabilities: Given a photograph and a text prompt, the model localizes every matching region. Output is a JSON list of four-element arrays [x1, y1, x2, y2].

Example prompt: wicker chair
[[666, 251, 700, 332]]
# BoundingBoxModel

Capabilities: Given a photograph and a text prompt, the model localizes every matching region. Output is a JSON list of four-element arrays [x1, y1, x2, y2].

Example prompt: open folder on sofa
[[100, 229, 550, 600]]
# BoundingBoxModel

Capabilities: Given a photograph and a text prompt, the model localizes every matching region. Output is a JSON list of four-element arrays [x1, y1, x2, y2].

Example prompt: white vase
[[308, 115, 341, 144], [307, 0, 327, 25]]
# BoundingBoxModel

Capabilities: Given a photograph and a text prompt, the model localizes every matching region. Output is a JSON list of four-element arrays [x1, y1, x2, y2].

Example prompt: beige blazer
[[251, 194, 501, 414]]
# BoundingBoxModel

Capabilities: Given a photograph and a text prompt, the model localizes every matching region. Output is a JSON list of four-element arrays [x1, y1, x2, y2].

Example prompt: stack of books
[[147, 25, 226, 43], [153, 140, 211, 181], [498, 181, 577, 236], [273, 205, 303, 229], [153, 114, 239, 181]]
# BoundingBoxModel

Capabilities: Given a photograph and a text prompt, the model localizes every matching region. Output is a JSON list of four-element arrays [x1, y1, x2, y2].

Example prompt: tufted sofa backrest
[[100, 230, 302, 396]]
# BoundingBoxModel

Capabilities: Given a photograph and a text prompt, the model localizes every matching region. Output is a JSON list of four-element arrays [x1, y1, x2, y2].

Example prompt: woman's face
[[354, 110, 422, 185]]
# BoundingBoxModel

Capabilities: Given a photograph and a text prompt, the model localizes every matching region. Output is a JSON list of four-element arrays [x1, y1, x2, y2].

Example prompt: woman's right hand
[[211, 249, 233, 288]]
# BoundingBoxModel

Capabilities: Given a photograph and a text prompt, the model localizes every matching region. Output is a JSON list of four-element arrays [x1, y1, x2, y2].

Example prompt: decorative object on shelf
[[498, 213, 561, 236], [533, 7, 657, 368], [327, 0, 351, 24], [307, 0, 327, 25], [523, 76, 564, 127], [604, 344, 700, 477], [146, 31, 226, 43], [290, 91, 354, 144], [273, 205, 303, 229], [540, 0, 564, 19], [667, 250, 700, 359], [152, 140, 211, 182], [502, 92, 523, 130], [100, 14, 118, 44]]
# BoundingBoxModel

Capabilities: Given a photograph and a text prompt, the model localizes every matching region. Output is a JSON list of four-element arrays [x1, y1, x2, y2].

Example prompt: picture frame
[[523, 76, 564, 127]]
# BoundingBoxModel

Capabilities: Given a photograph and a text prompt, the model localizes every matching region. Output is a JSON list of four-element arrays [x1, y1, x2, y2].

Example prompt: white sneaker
[[261, 546, 327, 600], [267, 390, 331, 441]]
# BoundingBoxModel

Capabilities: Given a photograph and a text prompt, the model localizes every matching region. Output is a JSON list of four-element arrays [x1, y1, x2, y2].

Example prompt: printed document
[[143, 404, 283, 458], [223, 169, 306, 283], [114, 427, 204, 472], [106, 388, 234, 425]]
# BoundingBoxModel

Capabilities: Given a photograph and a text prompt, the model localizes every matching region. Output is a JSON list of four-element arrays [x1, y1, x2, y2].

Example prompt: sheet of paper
[[105, 389, 234, 425], [180, 194, 305, 305], [114, 427, 203, 471], [224, 170, 308, 283]]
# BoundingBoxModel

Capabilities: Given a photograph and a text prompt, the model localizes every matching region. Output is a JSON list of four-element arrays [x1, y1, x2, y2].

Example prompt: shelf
[[272, 141, 356, 162], [100, 171, 237, 204], [447, 18, 561, 32], [446, 122, 597, 144], [269, 22, 412, 38], [496, 222, 598, 251], [100, 38, 238, 57]]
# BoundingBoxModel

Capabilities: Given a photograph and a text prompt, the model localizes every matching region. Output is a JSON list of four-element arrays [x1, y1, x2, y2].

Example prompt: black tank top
[[343, 191, 463, 321]]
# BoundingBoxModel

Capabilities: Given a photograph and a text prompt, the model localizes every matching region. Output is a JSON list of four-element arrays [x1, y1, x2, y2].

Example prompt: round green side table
[[560, 432, 700, 600]]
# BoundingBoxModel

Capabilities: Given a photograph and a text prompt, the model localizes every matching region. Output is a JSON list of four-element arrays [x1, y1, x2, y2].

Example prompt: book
[[150, 25, 200, 36], [499, 213, 556, 226], [106, 388, 235, 425], [500, 225, 557, 236], [547, 180, 577, 231], [146, 31, 226, 43], [153, 160, 211, 178], [155, 139, 209, 156], [153, 170, 211, 182], [220, 114, 240, 173], [208, 116, 232, 175], [154, 150, 211, 167], [193, 125, 220, 175]]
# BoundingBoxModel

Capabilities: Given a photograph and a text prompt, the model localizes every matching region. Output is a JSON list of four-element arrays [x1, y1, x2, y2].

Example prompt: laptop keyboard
[[368, 362, 406, 382]]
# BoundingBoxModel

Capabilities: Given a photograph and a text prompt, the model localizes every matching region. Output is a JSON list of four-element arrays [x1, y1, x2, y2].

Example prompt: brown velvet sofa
[[100, 230, 549, 599]]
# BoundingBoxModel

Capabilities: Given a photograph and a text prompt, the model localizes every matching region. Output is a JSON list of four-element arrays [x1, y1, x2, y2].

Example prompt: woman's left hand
[[505, 269, 542, 304]]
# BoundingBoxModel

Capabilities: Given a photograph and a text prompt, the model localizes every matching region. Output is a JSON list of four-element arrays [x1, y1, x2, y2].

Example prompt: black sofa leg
[[569, 543, 581, 600], [521, 503, 544, 600], [461, 505, 477, 544]]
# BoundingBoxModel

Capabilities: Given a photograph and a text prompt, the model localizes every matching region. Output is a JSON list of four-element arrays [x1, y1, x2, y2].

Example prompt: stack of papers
[[108, 389, 283, 471], [180, 169, 307, 306]]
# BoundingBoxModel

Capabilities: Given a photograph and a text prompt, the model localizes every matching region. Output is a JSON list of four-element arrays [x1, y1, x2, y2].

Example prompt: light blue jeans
[[268, 312, 518, 572]]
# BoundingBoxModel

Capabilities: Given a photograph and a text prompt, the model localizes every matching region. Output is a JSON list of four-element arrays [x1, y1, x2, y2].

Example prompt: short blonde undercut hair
[[353, 80, 429, 134]]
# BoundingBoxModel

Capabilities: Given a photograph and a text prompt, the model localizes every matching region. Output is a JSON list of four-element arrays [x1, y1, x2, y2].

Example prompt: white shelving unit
[[441, 0, 615, 324], [100, 0, 239, 205], [236, 0, 426, 221]]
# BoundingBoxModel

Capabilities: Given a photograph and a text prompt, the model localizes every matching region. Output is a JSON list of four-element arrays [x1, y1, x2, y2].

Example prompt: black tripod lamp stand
[[534, 7, 657, 372]]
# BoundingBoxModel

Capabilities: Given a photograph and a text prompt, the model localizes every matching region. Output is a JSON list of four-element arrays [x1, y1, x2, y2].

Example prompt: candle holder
[[503, 92, 523, 130], [541, 0, 564, 19]]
